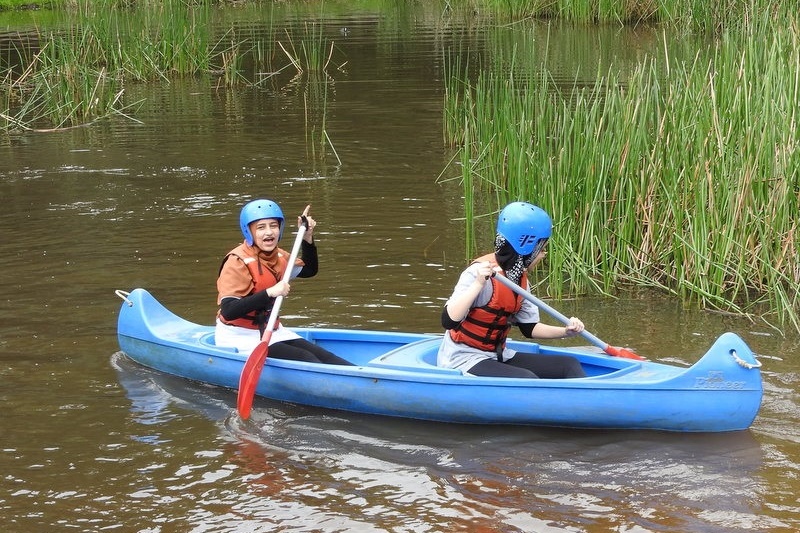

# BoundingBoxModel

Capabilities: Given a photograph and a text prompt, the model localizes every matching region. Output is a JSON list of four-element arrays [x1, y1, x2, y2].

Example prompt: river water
[[2, 4, 799, 532]]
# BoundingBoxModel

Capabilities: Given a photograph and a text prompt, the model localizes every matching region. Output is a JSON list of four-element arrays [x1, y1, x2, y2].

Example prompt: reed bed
[[1, 0, 215, 130], [1, 0, 342, 167], [471, 0, 786, 31], [443, 18, 800, 332]]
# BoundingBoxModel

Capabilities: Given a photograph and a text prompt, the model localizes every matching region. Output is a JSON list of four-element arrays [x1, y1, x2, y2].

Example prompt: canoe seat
[[368, 337, 460, 374], [199, 332, 240, 353]]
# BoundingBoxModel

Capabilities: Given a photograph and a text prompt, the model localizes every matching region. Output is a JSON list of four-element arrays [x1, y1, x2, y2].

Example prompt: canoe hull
[[116, 288, 763, 432]]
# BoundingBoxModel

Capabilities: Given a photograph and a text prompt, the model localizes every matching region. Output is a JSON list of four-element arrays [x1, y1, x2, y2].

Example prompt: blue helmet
[[240, 199, 285, 245], [496, 202, 552, 255]]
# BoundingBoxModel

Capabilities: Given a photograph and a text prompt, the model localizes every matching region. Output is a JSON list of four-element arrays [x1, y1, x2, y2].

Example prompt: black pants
[[268, 338, 354, 365], [468, 351, 585, 379]]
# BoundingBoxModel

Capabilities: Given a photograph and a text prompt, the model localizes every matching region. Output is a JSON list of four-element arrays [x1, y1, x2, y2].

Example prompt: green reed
[[444, 19, 800, 332], [279, 22, 338, 74], [277, 21, 344, 166]]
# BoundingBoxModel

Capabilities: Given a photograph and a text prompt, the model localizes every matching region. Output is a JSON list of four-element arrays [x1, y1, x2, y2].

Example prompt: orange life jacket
[[217, 243, 289, 330], [448, 253, 526, 353]]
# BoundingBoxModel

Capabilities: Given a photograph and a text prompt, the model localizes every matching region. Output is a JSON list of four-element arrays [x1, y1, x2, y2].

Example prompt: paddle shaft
[[492, 271, 638, 357], [261, 222, 307, 338], [237, 220, 308, 419]]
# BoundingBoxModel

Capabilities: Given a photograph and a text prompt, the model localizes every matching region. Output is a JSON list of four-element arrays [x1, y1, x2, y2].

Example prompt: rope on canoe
[[115, 289, 133, 307], [730, 349, 762, 369]]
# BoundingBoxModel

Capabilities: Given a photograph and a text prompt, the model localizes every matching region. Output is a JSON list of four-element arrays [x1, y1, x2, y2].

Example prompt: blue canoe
[[115, 288, 763, 432]]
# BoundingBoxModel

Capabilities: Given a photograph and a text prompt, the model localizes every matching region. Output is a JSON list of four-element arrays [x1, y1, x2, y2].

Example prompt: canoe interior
[[190, 319, 638, 378], [297, 330, 639, 378], [124, 285, 645, 378]]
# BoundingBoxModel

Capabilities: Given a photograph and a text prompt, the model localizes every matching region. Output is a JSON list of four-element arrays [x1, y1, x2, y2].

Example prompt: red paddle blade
[[237, 334, 271, 419], [604, 344, 647, 361]]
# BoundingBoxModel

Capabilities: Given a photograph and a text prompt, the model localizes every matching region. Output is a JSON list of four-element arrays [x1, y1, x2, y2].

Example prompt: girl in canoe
[[438, 201, 586, 378], [215, 199, 352, 365]]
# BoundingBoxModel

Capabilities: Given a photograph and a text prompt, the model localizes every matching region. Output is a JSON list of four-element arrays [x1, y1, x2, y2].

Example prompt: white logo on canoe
[[693, 371, 746, 390]]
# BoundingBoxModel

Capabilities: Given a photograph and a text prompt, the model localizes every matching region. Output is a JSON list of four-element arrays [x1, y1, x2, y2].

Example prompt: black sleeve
[[441, 306, 461, 330], [296, 239, 318, 278], [518, 322, 536, 338], [219, 292, 276, 321]]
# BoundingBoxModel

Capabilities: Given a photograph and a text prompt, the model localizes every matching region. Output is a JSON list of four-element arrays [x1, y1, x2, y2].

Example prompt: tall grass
[[1, 0, 345, 164], [0, 0, 272, 131], [471, 0, 785, 30], [443, 15, 800, 332], [1, 0, 213, 130]]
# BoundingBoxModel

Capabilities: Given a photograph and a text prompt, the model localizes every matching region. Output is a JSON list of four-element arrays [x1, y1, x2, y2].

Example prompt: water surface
[[1, 4, 798, 532]]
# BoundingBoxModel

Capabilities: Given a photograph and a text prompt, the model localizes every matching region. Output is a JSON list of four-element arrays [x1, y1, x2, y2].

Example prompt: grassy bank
[[443, 7, 799, 332], [1, 0, 341, 147]]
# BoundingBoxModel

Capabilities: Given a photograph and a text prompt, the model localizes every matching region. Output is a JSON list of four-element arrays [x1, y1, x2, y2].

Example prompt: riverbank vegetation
[[1, 0, 341, 157], [0, 0, 786, 130], [443, 3, 799, 332], [472, 0, 779, 33], [0, 0, 58, 10], [2, 0, 215, 130], [2, 0, 787, 134]]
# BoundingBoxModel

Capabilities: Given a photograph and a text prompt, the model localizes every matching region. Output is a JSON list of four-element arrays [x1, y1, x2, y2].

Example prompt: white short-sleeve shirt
[[437, 262, 540, 373]]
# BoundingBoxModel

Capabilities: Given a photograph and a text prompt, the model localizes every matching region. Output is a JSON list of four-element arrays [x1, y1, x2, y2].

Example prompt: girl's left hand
[[299, 204, 315, 242], [564, 317, 585, 337]]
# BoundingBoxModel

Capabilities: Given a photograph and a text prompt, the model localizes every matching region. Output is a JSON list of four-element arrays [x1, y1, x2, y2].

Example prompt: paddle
[[492, 271, 646, 360], [236, 213, 309, 420]]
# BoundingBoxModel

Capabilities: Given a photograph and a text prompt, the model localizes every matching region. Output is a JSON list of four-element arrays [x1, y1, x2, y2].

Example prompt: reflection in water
[[110, 352, 777, 532]]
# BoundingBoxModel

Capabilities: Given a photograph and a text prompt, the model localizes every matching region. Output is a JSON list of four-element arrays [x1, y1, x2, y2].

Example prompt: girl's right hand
[[475, 261, 495, 283], [267, 280, 290, 298]]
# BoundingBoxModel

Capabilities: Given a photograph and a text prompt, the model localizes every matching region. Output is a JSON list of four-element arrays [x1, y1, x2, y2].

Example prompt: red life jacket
[[448, 253, 526, 352], [218, 243, 289, 330]]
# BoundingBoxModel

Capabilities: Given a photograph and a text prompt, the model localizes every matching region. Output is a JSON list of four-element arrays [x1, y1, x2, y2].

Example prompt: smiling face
[[249, 218, 282, 253]]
